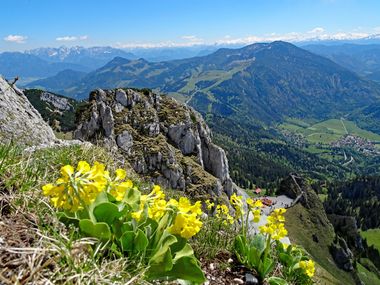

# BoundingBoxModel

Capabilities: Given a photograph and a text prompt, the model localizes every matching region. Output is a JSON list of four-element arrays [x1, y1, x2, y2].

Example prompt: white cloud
[[181, 35, 197, 40], [308, 27, 325, 34], [56, 35, 88, 42], [4, 34, 27, 43], [115, 28, 380, 49]]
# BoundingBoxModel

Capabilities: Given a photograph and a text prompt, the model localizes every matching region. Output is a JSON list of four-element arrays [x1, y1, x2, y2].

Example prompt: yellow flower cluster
[[230, 193, 244, 218], [168, 197, 203, 239], [299, 259, 315, 277], [247, 198, 263, 223], [107, 169, 134, 201], [131, 187, 203, 239], [215, 204, 234, 225], [43, 161, 105, 211], [259, 208, 288, 240], [132, 185, 166, 221], [42, 161, 133, 211], [205, 199, 214, 210]]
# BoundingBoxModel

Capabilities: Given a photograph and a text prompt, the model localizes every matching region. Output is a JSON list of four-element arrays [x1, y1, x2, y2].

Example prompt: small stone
[[245, 273, 259, 285], [228, 258, 234, 263], [233, 278, 244, 284], [209, 263, 215, 270]]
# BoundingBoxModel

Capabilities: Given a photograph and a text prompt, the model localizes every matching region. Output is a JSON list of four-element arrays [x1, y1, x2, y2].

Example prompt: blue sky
[[1, 0, 380, 51]]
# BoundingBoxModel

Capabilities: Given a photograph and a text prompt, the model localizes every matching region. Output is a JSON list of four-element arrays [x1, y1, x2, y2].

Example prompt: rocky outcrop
[[330, 236, 355, 272], [40, 91, 73, 111], [74, 88, 234, 197], [0, 77, 56, 145]]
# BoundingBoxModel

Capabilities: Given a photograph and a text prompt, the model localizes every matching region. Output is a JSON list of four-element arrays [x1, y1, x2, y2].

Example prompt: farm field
[[281, 118, 380, 145]]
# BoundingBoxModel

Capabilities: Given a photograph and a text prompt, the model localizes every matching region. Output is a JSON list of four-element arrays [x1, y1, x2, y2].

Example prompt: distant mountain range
[[33, 41, 380, 125], [0, 52, 88, 84], [303, 43, 380, 82], [26, 46, 137, 69], [0, 46, 136, 84]]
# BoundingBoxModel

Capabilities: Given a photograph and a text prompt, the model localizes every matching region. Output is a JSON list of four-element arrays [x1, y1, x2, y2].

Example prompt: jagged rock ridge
[[0, 77, 56, 145], [75, 88, 234, 197]]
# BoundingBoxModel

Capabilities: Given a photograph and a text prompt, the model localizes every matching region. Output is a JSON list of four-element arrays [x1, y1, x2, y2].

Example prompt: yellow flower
[[61, 165, 74, 180], [230, 193, 244, 218], [215, 204, 234, 224], [76, 161, 91, 174], [148, 199, 167, 221], [131, 210, 143, 221], [109, 180, 133, 201], [205, 199, 214, 210], [115, 169, 127, 181], [178, 197, 192, 212], [259, 207, 288, 240], [169, 213, 203, 239], [167, 198, 179, 207], [299, 260, 315, 277], [42, 161, 107, 212]]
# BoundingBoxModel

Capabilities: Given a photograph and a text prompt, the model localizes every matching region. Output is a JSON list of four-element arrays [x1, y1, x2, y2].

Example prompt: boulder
[[0, 77, 56, 145]]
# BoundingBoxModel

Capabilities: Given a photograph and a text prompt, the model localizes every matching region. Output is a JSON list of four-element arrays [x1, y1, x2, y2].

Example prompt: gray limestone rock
[[75, 88, 236, 197], [0, 77, 56, 145], [40, 91, 73, 111], [116, 131, 134, 153]]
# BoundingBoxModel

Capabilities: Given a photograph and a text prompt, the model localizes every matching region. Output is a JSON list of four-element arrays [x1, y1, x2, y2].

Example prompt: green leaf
[[149, 232, 177, 270], [279, 252, 293, 267], [148, 247, 173, 276], [234, 235, 248, 264], [247, 246, 261, 268], [173, 244, 194, 262], [261, 257, 275, 278], [134, 229, 148, 251], [170, 236, 187, 255], [267, 276, 289, 285], [57, 211, 79, 226], [124, 187, 141, 207], [79, 219, 111, 241], [120, 231, 135, 252], [249, 234, 267, 256], [121, 221, 134, 233], [93, 202, 123, 225], [161, 256, 206, 284]]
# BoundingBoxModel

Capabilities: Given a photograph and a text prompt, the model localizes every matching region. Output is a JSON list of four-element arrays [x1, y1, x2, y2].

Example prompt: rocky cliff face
[[74, 88, 234, 197], [0, 77, 56, 145], [40, 91, 73, 111]]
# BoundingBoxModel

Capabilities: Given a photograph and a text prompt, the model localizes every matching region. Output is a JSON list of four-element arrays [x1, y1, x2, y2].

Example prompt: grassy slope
[[361, 229, 380, 251], [357, 262, 380, 285], [285, 204, 355, 285]]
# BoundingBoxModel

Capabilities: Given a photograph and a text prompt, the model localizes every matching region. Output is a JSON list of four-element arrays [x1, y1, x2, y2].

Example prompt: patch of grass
[[191, 217, 235, 262], [361, 229, 380, 251], [0, 143, 146, 284], [357, 261, 380, 285]]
